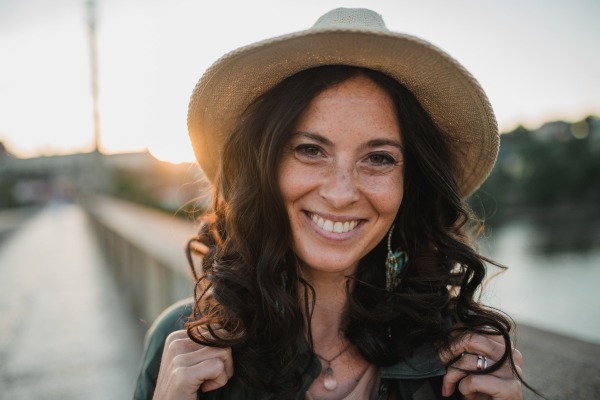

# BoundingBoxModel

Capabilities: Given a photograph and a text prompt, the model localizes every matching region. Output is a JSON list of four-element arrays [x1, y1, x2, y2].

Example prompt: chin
[[296, 249, 361, 276]]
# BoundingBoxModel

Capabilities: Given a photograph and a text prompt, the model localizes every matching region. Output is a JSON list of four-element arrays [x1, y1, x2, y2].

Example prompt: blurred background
[[0, 0, 598, 399]]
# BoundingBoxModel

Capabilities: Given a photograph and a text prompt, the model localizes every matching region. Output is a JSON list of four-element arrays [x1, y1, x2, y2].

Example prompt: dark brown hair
[[185, 65, 531, 399]]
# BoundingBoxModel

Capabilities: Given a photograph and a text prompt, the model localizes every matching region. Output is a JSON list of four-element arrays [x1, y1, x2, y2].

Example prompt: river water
[[479, 221, 600, 344]]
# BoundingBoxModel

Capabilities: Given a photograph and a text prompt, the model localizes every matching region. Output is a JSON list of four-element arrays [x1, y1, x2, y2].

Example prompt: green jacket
[[133, 299, 458, 400]]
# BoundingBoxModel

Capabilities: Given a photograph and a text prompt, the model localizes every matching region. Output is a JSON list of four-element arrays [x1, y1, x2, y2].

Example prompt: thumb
[[200, 380, 223, 393]]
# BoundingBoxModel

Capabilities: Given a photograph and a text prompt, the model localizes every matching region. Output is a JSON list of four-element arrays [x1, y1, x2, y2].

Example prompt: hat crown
[[311, 8, 389, 32]]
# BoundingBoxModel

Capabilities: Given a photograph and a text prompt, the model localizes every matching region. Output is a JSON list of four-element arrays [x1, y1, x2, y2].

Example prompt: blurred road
[[0, 208, 38, 249], [0, 204, 144, 400]]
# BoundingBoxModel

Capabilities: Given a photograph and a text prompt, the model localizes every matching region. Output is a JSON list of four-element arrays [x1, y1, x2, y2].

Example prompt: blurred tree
[[467, 116, 600, 252]]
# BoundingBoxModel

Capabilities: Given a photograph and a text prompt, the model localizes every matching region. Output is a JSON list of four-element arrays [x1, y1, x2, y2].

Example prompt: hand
[[153, 329, 233, 400], [438, 333, 523, 400]]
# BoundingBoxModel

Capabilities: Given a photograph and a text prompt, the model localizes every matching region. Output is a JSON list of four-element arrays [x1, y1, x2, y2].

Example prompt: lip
[[302, 211, 365, 241]]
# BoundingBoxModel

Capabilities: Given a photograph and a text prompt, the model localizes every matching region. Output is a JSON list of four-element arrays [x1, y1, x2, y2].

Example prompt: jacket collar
[[380, 343, 446, 379], [299, 337, 446, 381]]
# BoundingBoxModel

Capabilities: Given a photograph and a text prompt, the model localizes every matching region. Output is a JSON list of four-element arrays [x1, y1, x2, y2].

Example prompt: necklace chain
[[315, 343, 351, 365]]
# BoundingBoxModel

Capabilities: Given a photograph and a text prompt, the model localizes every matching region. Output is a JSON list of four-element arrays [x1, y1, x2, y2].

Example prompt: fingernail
[[442, 386, 446, 397]]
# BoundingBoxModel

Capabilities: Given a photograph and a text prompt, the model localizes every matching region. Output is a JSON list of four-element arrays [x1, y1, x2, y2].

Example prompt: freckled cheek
[[360, 176, 404, 216], [278, 162, 325, 209]]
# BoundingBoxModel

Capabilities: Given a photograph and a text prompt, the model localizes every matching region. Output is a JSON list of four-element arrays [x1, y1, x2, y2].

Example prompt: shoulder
[[132, 298, 194, 400]]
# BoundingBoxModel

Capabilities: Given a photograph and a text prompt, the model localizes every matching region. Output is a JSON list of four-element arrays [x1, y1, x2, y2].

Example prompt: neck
[[299, 265, 356, 354]]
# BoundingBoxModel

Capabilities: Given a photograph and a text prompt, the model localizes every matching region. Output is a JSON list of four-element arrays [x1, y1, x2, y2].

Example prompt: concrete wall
[[85, 196, 199, 325]]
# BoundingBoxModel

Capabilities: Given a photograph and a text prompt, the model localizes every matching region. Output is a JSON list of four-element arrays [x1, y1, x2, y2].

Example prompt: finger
[[170, 327, 233, 371], [222, 347, 234, 378], [443, 362, 495, 397], [166, 337, 205, 361], [451, 344, 523, 376], [162, 331, 204, 365], [459, 334, 505, 361], [483, 335, 521, 367], [442, 365, 468, 397], [456, 348, 522, 376], [513, 348, 523, 369], [165, 329, 190, 345], [452, 353, 492, 370], [443, 353, 487, 397], [185, 358, 229, 392], [169, 358, 227, 396], [443, 353, 520, 397], [201, 379, 226, 393], [457, 374, 522, 400], [172, 346, 234, 377], [201, 346, 233, 379], [164, 330, 202, 355], [191, 347, 234, 379], [442, 334, 506, 366], [515, 364, 522, 379], [482, 335, 508, 351]]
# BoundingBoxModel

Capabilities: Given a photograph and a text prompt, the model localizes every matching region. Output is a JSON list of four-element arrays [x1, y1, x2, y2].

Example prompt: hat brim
[[188, 28, 499, 198]]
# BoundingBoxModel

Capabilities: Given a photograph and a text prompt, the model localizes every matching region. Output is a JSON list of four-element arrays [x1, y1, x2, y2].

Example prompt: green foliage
[[111, 168, 163, 210], [0, 182, 18, 209], [468, 117, 600, 227]]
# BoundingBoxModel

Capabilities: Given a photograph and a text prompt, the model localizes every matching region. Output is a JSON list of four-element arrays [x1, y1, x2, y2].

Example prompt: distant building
[[0, 146, 206, 211]]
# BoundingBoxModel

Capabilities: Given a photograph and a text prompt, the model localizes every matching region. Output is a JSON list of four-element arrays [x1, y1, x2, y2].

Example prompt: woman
[[134, 8, 529, 400]]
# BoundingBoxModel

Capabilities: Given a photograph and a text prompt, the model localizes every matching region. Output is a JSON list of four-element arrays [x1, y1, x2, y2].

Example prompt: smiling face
[[278, 75, 404, 278]]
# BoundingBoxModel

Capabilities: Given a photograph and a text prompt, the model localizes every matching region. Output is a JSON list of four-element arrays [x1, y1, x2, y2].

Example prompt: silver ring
[[476, 355, 488, 370]]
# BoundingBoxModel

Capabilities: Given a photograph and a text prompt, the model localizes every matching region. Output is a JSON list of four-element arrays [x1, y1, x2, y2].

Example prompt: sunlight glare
[[148, 140, 196, 164]]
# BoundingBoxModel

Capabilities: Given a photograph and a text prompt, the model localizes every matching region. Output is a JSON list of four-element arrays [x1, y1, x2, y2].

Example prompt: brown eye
[[369, 154, 386, 164], [303, 146, 320, 156]]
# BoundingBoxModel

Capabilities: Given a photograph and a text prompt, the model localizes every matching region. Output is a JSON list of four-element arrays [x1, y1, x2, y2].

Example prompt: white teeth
[[309, 212, 360, 234], [333, 222, 344, 233]]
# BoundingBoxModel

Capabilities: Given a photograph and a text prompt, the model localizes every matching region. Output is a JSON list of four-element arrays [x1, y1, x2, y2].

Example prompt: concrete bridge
[[0, 201, 598, 399]]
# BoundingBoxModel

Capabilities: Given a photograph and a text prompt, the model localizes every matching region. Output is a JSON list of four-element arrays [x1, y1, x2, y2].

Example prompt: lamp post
[[86, 0, 100, 153], [82, 0, 108, 197]]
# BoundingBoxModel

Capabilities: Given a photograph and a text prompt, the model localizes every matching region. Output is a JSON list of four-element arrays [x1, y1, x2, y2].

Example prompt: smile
[[306, 212, 362, 233]]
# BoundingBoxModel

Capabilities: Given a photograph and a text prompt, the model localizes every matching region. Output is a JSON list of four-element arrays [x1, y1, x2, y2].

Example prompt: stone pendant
[[324, 367, 337, 391]]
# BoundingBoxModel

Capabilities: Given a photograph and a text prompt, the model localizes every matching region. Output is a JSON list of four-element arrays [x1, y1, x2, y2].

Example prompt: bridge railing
[[85, 196, 200, 325]]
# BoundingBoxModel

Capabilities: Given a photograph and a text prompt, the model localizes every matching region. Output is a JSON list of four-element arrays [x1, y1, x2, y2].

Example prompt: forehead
[[295, 75, 401, 142], [317, 75, 393, 104]]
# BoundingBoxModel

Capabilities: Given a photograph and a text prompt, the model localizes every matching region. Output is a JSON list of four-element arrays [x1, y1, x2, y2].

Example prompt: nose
[[318, 165, 360, 209]]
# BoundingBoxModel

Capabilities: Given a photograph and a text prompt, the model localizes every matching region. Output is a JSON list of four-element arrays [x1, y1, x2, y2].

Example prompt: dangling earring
[[386, 224, 406, 338], [386, 224, 407, 293]]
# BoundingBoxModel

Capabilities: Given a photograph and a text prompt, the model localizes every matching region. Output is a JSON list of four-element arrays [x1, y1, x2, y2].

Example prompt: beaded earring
[[385, 224, 407, 293]]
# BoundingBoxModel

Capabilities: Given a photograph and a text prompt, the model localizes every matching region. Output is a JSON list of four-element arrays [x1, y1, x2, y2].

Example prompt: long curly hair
[[184, 65, 526, 399]]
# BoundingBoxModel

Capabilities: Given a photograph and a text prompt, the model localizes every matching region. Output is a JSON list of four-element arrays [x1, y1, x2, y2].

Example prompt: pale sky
[[1, 0, 599, 163]]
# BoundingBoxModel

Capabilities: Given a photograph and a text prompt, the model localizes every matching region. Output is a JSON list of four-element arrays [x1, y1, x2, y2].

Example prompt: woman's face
[[278, 75, 404, 278]]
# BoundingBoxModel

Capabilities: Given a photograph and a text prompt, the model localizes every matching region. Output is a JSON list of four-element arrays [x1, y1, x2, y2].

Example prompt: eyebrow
[[295, 132, 333, 146], [364, 139, 403, 151], [294, 132, 403, 151]]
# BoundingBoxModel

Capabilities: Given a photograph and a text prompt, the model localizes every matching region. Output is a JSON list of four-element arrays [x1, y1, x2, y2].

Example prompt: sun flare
[[148, 142, 196, 164]]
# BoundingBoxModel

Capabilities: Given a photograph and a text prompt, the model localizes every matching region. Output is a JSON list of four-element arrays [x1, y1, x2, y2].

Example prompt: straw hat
[[187, 8, 499, 198]]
